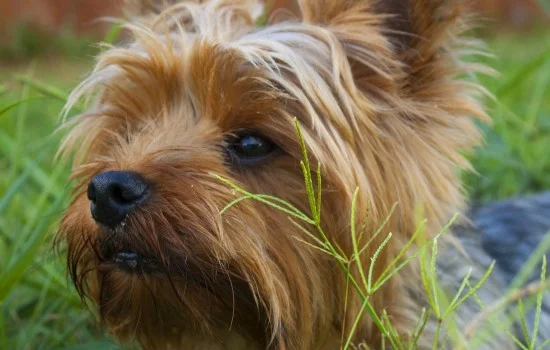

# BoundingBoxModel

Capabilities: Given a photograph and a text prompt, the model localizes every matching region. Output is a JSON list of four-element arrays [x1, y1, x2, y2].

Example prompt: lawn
[[0, 29, 549, 349]]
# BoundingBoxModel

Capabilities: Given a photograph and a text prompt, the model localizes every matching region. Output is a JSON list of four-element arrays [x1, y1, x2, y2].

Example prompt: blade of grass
[[537, 338, 550, 350], [524, 60, 550, 131], [15, 75, 71, 104], [367, 232, 392, 292], [497, 48, 550, 97], [221, 193, 306, 218], [103, 21, 123, 46], [0, 167, 31, 216], [518, 299, 532, 347], [356, 202, 397, 257], [292, 236, 347, 262], [444, 267, 473, 317], [509, 231, 550, 291], [410, 308, 431, 350], [455, 262, 495, 309], [12, 67, 33, 182], [530, 255, 546, 349], [350, 188, 370, 292], [0, 131, 63, 199], [0, 192, 66, 301], [212, 174, 313, 224], [0, 96, 43, 118], [0, 305, 6, 350], [343, 296, 372, 350], [375, 218, 426, 286], [294, 118, 319, 222]]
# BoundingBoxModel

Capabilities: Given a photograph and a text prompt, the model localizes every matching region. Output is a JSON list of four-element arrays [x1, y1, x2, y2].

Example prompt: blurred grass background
[[0, 1, 549, 349]]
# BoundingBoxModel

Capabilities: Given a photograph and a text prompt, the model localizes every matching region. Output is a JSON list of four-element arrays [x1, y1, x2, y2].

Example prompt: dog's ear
[[299, 0, 469, 43], [373, 0, 470, 64], [298, 0, 472, 78], [296, 0, 486, 234]]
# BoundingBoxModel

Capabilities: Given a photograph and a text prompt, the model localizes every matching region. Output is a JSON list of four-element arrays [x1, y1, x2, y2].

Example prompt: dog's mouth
[[108, 249, 160, 273], [113, 251, 144, 271], [100, 237, 164, 274]]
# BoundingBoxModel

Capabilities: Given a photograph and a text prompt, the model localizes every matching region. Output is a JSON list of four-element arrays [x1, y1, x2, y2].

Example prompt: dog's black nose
[[87, 171, 149, 228]]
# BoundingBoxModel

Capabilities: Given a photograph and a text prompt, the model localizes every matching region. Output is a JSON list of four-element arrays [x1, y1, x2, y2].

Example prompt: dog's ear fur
[[374, 0, 468, 46], [296, 0, 487, 236], [298, 0, 473, 82], [299, 0, 469, 45]]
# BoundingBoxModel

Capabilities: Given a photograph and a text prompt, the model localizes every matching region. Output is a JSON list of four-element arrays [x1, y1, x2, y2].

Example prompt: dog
[[56, 0, 550, 348]]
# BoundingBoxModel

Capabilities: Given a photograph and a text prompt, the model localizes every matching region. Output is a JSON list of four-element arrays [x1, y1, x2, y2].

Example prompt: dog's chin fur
[[54, 0, 545, 349]]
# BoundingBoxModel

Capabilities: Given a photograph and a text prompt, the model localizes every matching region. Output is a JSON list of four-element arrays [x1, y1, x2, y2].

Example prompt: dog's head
[[57, 0, 487, 348]]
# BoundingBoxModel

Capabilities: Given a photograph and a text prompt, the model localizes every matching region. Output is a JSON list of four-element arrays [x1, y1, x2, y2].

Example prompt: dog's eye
[[226, 133, 277, 165]]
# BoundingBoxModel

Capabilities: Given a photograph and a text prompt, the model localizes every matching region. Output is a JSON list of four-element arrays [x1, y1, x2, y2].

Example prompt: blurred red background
[[0, 0, 121, 37], [0, 0, 547, 40]]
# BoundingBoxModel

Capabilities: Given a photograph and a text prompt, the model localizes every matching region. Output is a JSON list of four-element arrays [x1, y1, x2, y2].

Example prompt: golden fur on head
[[57, 0, 490, 348]]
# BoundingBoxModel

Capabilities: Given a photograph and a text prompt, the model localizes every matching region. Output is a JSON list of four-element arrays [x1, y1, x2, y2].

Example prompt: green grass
[[0, 60, 119, 349], [0, 29, 549, 349], [464, 32, 550, 202], [0, 24, 97, 62]]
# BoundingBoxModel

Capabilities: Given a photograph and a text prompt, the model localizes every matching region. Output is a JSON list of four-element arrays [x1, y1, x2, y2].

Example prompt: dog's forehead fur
[[57, 0, 496, 349], [64, 0, 485, 227]]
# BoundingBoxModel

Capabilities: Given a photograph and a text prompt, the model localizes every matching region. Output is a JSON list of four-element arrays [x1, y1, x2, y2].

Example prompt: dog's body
[[56, 0, 550, 348], [447, 192, 550, 348], [469, 192, 550, 345]]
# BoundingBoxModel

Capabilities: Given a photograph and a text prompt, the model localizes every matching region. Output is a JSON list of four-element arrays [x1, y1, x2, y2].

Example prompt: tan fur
[[56, 0, 503, 349]]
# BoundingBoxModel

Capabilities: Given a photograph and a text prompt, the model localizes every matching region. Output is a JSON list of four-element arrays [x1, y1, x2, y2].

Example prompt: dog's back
[[474, 192, 550, 345], [434, 192, 550, 349]]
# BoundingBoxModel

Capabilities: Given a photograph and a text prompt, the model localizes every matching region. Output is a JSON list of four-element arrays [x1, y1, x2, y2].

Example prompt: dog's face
[[57, 0, 486, 348]]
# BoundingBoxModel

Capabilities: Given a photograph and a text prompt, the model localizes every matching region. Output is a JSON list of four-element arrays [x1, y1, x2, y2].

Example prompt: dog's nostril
[[88, 171, 149, 228], [110, 182, 147, 204], [87, 181, 97, 202]]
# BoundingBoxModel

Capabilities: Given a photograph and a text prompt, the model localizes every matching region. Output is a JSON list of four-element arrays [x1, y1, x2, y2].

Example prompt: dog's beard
[[58, 183, 278, 347]]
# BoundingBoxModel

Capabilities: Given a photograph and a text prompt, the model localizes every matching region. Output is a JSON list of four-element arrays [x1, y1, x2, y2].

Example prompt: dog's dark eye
[[226, 133, 277, 165]]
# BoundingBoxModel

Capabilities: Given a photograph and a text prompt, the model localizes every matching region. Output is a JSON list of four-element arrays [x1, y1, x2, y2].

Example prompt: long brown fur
[[56, 0, 512, 349]]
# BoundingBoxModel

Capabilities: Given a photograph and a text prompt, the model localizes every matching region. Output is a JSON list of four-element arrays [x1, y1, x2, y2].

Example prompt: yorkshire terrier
[[56, 0, 550, 348]]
